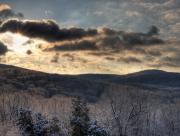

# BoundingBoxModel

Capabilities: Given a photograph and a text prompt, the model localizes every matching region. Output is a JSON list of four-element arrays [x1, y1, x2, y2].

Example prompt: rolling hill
[[0, 64, 180, 101]]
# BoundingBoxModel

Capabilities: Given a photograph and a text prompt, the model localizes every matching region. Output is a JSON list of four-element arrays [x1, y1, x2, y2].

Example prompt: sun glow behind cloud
[[10, 33, 29, 53], [0, 31, 180, 75], [0, 32, 42, 54], [0, 32, 29, 52]]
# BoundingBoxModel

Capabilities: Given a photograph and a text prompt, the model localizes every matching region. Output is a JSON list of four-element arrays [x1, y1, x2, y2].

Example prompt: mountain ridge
[[0, 64, 180, 102], [1, 64, 180, 87]]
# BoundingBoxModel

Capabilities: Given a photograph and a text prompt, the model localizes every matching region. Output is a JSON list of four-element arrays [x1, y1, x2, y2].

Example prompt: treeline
[[16, 97, 108, 136], [0, 87, 180, 136]]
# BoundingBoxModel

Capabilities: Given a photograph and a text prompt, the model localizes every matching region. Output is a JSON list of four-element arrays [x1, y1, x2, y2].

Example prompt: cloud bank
[[0, 19, 97, 42]]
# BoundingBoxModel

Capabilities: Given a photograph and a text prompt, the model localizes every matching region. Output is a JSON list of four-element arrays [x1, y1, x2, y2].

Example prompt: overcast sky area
[[0, 0, 179, 74], [1, 0, 180, 38]]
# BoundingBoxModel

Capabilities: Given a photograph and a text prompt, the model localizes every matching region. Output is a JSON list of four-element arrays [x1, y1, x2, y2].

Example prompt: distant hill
[[0, 64, 180, 101], [0, 64, 109, 102], [78, 70, 180, 87]]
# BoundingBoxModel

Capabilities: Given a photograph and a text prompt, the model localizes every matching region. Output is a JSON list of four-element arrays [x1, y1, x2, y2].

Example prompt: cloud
[[98, 27, 122, 35], [44, 25, 164, 53], [163, 10, 179, 23], [62, 53, 75, 61], [126, 11, 142, 17], [117, 57, 142, 64], [105, 57, 115, 61], [0, 19, 98, 42], [171, 23, 180, 33], [143, 41, 180, 69], [1, 0, 179, 39], [0, 19, 163, 52], [26, 50, 32, 55], [98, 31, 163, 49], [0, 4, 11, 11], [0, 41, 8, 55], [46, 34, 163, 53], [122, 33, 163, 46], [51, 53, 59, 63], [0, 4, 23, 20], [147, 50, 162, 57], [97, 36, 124, 50], [160, 54, 180, 68], [0, 1, 179, 74], [48, 40, 97, 51]]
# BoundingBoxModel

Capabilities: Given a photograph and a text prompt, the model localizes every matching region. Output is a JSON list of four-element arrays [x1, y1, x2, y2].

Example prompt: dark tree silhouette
[[70, 97, 90, 136], [16, 108, 61, 136], [147, 25, 159, 36], [16, 108, 35, 136]]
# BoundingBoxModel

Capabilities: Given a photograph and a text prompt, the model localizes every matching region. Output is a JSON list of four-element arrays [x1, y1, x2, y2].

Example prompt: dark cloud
[[147, 50, 162, 57], [45, 26, 164, 52], [88, 51, 114, 56], [162, 55, 180, 67], [97, 26, 163, 51], [97, 36, 124, 50], [62, 53, 75, 61], [151, 62, 180, 68], [0, 17, 163, 45], [0, 17, 164, 51], [117, 57, 142, 64], [148, 51, 180, 68], [99, 27, 123, 35], [0, 41, 8, 55], [26, 50, 32, 55], [99, 33, 163, 50], [0, 4, 23, 20], [131, 47, 162, 57], [48, 40, 97, 51], [0, 19, 98, 42], [122, 33, 163, 46], [105, 57, 115, 61]]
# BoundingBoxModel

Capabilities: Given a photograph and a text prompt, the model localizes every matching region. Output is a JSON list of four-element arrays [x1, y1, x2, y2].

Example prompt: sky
[[0, 0, 179, 74], [0, 0, 179, 37]]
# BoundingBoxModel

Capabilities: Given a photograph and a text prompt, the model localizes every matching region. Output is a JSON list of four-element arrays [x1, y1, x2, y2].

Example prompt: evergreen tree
[[16, 108, 35, 136], [88, 122, 109, 136], [48, 117, 61, 136], [16, 108, 61, 136], [70, 97, 90, 136], [33, 113, 49, 136]]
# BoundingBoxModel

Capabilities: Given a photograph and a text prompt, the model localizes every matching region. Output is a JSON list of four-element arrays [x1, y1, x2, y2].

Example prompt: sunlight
[[10, 33, 29, 53]]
